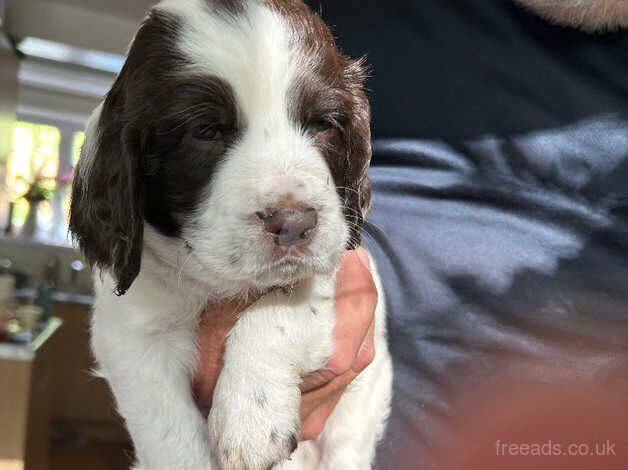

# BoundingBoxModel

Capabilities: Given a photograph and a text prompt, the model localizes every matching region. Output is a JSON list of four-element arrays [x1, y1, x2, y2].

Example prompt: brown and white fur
[[69, 0, 392, 469]]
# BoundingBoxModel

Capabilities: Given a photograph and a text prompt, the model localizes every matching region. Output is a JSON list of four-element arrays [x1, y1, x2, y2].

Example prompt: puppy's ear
[[70, 66, 144, 296], [343, 58, 373, 249]]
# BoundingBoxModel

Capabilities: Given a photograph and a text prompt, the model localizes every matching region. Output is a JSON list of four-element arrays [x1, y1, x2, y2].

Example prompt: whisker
[[341, 217, 385, 242], [335, 185, 361, 196]]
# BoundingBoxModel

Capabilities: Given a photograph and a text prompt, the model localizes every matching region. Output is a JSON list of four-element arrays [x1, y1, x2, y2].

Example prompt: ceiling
[[5, 0, 158, 55], [49, 0, 156, 21]]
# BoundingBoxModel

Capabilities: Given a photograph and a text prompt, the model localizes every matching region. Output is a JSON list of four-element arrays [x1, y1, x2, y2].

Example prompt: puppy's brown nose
[[258, 207, 318, 247]]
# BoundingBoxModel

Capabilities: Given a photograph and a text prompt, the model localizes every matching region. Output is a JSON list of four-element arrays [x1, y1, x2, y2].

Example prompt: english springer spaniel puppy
[[69, 0, 392, 469]]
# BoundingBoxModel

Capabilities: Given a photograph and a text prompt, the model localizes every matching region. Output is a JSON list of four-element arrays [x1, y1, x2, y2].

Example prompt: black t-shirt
[[306, 1, 628, 468]]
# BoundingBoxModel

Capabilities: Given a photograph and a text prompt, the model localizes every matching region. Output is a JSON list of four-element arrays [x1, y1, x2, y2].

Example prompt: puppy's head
[[70, 0, 371, 297]]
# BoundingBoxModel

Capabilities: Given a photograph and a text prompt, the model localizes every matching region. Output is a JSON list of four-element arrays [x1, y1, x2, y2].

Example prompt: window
[[3, 120, 83, 245], [7, 122, 61, 232], [7, 121, 60, 190]]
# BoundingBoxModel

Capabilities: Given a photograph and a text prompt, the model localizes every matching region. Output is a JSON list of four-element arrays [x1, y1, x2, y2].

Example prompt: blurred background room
[[0, 1, 157, 468]]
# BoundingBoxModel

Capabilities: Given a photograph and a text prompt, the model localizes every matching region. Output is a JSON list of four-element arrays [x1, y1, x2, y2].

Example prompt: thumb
[[355, 246, 371, 271]]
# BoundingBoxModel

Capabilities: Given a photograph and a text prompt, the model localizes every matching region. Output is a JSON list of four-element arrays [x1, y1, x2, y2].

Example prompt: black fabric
[[308, 0, 628, 141], [306, 1, 628, 468]]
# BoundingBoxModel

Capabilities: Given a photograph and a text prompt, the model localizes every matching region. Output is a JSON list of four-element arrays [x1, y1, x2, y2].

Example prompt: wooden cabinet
[[1, 301, 130, 470], [48, 302, 124, 428], [0, 319, 60, 470]]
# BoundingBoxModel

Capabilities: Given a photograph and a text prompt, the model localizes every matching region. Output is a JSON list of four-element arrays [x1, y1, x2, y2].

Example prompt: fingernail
[[355, 247, 371, 271]]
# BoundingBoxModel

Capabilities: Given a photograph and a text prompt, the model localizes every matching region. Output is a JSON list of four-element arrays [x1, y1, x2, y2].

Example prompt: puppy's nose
[[258, 207, 318, 247]]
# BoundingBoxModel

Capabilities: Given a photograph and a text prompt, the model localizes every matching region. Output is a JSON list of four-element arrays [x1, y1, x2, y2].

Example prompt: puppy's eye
[[310, 119, 334, 134], [193, 124, 224, 141]]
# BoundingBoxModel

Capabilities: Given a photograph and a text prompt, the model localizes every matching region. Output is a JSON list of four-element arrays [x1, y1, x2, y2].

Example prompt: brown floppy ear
[[69, 64, 144, 296], [343, 58, 373, 249]]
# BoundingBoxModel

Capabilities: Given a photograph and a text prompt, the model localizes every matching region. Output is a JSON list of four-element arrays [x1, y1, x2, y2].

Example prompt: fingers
[[355, 315, 376, 373], [301, 366, 359, 418], [299, 321, 375, 439], [193, 300, 250, 414], [300, 323, 376, 440], [301, 391, 343, 440], [299, 247, 379, 440], [328, 247, 377, 377], [307, 247, 377, 388]]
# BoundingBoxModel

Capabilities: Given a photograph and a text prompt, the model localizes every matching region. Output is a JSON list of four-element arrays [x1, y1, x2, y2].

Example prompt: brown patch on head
[[70, 8, 240, 295], [267, 0, 373, 249]]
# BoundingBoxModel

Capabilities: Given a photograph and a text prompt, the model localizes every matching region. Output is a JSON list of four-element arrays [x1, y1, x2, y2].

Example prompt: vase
[[21, 200, 40, 239]]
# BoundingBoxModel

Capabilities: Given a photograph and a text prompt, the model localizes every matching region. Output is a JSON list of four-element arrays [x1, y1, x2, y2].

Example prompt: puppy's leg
[[92, 284, 211, 470], [208, 276, 336, 470]]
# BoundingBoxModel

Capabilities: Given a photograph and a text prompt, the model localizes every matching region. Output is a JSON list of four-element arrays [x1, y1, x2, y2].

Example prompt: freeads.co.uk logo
[[495, 440, 617, 457]]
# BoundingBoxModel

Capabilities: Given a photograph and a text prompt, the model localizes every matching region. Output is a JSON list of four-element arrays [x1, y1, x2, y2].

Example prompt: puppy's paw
[[208, 378, 301, 470], [217, 431, 298, 470]]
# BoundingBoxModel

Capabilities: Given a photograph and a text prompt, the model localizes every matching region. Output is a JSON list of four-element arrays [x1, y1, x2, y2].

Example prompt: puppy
[[70, 0, 392, 469]]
